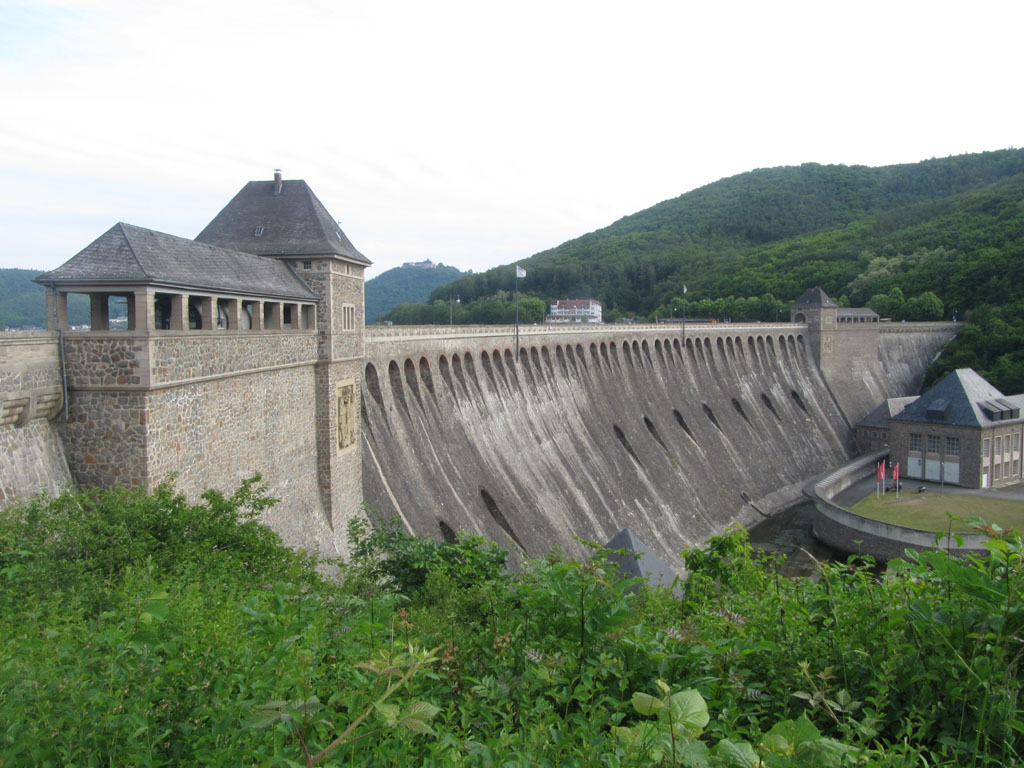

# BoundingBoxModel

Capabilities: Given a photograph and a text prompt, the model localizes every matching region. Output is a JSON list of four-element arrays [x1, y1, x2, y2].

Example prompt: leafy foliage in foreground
[[1, 482, 1022, 766]]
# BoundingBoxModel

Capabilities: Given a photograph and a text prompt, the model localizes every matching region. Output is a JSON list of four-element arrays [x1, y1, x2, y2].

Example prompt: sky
[[1, 0, 1022, 279]]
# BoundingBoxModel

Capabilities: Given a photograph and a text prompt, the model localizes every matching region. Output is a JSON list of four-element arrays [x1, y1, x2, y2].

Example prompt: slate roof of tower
[[891, 369, 1024, 428], [195, 179, 370, 264], [792, 286, 837, 307], [35, 223, 319, 301]]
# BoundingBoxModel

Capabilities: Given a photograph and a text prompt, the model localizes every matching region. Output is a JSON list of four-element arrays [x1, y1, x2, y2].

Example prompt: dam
[[361, 317, 956, 565], [0, 170, 958, 563]]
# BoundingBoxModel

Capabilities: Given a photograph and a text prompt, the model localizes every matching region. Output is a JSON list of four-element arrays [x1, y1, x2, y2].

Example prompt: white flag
[[516, 265, 526, 278]]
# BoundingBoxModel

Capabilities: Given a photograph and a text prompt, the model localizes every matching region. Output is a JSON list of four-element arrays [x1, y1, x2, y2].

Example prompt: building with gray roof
[[886, 369, 1023, 488], [29, 171, 369, 558], [36, 222, 319, 332], [855, 396, 917, 452]]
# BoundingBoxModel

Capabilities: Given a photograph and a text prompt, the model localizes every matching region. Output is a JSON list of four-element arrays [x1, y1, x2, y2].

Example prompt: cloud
[[1, 0, 1022, 274]]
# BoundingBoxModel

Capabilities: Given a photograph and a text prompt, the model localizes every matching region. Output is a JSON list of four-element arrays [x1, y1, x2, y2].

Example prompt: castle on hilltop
[[22, 171, 368, 555]]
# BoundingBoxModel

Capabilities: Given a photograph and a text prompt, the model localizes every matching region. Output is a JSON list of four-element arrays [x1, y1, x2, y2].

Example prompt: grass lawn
[[851, 491, 1024, 533]]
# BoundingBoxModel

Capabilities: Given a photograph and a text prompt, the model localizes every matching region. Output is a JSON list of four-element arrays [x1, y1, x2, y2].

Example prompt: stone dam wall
[[361, 322, 955, 566], [0, 332, 71, 508], [819, 323, 958, 430], [1, 320, 957, 565]]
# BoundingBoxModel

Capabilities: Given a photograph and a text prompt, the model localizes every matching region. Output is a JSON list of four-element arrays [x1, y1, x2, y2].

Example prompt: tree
[[904, 291, 943, 321]]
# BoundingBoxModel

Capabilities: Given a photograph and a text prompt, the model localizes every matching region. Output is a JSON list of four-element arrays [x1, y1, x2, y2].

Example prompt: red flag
[[892, 463, 899, 483], [876, 461, 885, 483]]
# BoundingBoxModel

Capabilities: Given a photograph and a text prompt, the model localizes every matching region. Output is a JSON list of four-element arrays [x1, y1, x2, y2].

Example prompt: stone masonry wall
[[816, 322, 959, 427], [0, 332, 72, 509], [144, 366, 343, 556], [57, 327, 347, 557], [64, 389, 149, 488], [148, 333, 317, 384], [62, 331, 318, 390]]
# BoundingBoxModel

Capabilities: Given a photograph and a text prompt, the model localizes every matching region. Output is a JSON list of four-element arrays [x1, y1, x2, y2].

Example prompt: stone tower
[[791, 286, 838, 366], [196, 171, 369, 531]]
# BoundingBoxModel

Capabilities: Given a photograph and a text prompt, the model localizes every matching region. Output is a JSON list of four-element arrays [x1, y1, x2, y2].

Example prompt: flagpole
[[514, 266, 521, 362], [681, 284, 687, 345]]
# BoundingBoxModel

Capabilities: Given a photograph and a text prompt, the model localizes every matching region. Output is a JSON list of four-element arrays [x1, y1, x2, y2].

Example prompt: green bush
[[2, 486, 1021, 766]]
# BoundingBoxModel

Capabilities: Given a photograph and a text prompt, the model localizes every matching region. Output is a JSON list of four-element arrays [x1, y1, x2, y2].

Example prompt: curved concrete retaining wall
[[807, 452, 989, 560]]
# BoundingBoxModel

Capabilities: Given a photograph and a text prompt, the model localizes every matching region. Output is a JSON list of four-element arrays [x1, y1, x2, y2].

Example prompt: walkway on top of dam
[[365, 321, 802, 344]]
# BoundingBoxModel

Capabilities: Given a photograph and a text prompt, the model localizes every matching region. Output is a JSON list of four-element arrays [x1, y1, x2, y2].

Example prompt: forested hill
[[0, 269, 91, 329], [365, 262, 467, 324], [426, 149, 1024, 322]]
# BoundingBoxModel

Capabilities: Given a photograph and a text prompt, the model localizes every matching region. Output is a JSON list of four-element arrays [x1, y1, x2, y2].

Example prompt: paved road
[[834, 476, 1024, 508]]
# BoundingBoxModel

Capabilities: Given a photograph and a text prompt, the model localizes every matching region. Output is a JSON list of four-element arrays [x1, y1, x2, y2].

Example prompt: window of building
[[927, 435, 940, 453], [337, 381, 355, 450], [995, 436, 1002, 456], [1014, 433, 1021, 452], [342, 303, 356, 331], [1014, 460, 1020, 477], [909, 434, 922, 452], [302, 260, 312, 271], [994, 462, 1002, 480], [946, 436, 960, 457], [871, 430, 878, 438], [254, 226, 264, 236]]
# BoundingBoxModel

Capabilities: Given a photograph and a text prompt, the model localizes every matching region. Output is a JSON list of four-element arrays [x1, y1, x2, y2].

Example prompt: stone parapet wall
[[807, 452, 988, 560], [63, 335, 145, 389], [0, 332, 62, 392], [878, 322, 962, 335], [366, 323, 804, 363], [62, 331, 318, 390], [148, 332, 317, 385]]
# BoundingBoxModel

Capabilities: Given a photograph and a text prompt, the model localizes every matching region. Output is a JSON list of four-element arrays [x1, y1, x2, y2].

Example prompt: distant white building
[[547, 299, 602, 324]]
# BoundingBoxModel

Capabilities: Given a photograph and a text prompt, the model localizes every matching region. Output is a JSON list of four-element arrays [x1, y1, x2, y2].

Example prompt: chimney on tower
[[273, 169, 283, 196]]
